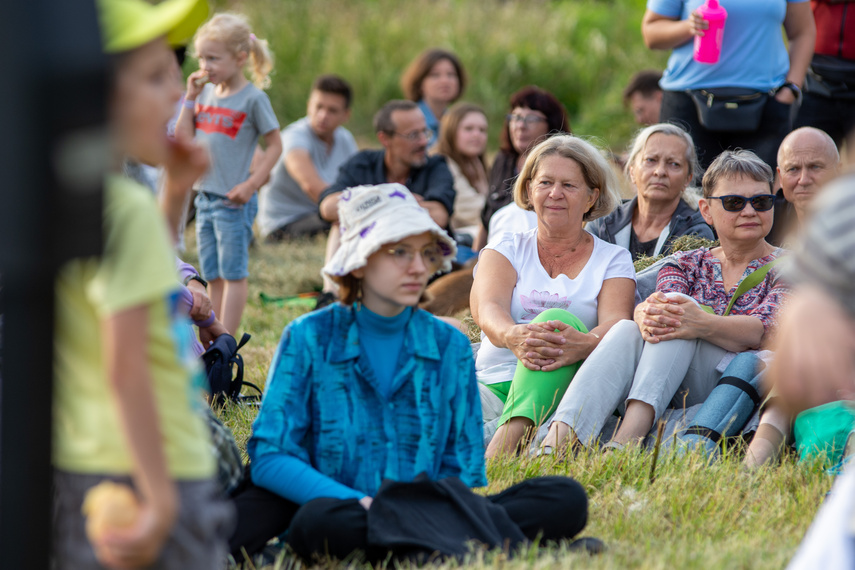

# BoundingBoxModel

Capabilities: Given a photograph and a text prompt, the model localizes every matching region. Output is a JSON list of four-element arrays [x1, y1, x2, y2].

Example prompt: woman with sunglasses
[[538, 150, 788, 454], [229, 183, 589, 562]]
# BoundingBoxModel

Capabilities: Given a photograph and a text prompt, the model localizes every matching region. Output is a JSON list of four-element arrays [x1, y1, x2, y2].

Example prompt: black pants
[[264, 213, 331, 243], [228, 476, 587, 563], [660, 90, 794, 171], [795, 92, 855, 149]]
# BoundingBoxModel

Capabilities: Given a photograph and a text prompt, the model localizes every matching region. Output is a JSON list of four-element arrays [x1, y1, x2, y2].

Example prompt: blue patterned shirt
[[248, 303, 487, 502]]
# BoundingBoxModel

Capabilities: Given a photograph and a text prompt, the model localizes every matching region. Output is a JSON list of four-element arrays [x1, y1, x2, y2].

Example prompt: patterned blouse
[[656, 247, 789, 333]]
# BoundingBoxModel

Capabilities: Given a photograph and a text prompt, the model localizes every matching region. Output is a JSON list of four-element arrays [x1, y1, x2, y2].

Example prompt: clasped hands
[[506, 320, 590, 372], [635, 291, 706, 343]]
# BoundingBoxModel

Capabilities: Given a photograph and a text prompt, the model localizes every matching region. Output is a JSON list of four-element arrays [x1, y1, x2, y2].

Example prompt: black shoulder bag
[[201, 332, 262, 406]]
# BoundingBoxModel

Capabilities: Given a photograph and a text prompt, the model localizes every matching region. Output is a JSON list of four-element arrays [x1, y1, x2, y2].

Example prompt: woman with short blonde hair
[[472, 135, 636, 458]]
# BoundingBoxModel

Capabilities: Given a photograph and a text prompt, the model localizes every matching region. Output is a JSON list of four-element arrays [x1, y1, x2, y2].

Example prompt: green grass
[[180, 228, 833, 570], [198, 0, 668, 153]]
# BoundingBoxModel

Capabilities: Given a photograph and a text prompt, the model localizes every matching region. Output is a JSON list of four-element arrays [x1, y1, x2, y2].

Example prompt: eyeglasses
[[506, 114, 547, 126], [383, 244, 444, 273], [707, 194, 777, 212], [390, 128, 432, 141]]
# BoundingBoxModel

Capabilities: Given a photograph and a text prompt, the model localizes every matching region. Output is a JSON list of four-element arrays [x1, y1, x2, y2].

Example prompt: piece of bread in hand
[[82, 481, 141, 542]]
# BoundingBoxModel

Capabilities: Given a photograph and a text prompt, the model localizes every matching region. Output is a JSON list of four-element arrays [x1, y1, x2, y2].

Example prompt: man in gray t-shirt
[[258, 75, 358, 241]]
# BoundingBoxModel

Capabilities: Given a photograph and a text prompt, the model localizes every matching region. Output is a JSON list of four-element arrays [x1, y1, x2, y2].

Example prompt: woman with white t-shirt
[[471, 135, 637, 458]]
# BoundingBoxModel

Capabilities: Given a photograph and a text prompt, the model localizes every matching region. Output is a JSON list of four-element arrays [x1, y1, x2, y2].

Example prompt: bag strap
[[682, 425, 723, 443], [240, 381, 264, 400], [235, 332, 251, 351], [717, 376, 762, 407], [723, 257, 782, 316], [230, 333, 263, 403]]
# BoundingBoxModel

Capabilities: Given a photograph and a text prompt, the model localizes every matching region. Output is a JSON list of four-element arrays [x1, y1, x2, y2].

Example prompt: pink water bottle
[[693, 0, 727, 64]]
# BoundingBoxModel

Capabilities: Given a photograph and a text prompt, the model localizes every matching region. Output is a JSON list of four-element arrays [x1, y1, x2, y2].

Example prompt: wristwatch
[[779, 81, 803, 102], [183, 274, 208, 289]]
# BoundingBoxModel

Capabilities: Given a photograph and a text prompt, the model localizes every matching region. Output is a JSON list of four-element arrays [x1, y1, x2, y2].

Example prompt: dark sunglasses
[[707, 194, 776, 212]]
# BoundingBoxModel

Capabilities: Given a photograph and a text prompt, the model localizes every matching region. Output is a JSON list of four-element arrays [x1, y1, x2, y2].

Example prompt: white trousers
[[551, 319, 728, 444]]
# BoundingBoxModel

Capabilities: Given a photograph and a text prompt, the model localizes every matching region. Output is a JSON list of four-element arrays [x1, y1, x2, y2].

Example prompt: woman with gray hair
[[472, 135, 637, 458], [586, 123, 713, 261], [538, 149, 789, 454]]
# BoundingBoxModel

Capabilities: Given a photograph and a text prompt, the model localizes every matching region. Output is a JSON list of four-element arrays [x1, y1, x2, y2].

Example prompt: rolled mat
[[672, 352, 764, 458]]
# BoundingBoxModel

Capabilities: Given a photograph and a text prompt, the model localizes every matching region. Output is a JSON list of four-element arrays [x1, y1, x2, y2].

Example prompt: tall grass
[[201, 0, 667, 152]]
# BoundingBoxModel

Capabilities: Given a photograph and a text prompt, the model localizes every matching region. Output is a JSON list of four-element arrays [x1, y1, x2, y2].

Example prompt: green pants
[[487, 308, 588, 426]]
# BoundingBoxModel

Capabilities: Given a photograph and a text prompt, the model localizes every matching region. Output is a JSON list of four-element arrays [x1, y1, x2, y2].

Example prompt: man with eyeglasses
[[316, 100, 455, 306], [767, 126, 840, 246]]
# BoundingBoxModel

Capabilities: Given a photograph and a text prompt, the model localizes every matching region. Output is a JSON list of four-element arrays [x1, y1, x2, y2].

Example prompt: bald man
[[767, 127, 840, 246]]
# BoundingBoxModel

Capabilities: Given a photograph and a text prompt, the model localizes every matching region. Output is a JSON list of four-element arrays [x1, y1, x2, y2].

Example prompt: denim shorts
[[195, 192, 257, 281]]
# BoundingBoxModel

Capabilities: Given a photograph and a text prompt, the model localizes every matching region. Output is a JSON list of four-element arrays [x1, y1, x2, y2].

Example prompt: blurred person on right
[[767, 174, 855, 570], [538, 150, 789, 454], [642, 0, 815, 170], [794, 0, 855, 150], [586, 123, 713, 262], [767, 126, 840, 246], [475, 86, 570, 250]]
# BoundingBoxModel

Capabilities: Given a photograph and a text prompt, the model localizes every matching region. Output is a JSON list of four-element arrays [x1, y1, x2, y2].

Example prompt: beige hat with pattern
[[322, 183, 456, 278]]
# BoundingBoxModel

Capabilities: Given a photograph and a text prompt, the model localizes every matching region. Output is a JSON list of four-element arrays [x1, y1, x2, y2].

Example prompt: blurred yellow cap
[[97, 0, 209, 53]]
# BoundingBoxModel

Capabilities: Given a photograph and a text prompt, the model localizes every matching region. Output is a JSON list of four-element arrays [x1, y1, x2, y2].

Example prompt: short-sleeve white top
[[475, 228, 636, 378]]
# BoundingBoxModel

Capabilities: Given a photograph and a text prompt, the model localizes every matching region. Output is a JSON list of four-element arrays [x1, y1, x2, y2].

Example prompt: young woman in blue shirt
[[228, 183, 589, 562]]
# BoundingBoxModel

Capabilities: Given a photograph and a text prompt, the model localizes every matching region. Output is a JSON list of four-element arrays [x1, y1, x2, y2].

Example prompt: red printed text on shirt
[[195, 105, 246, 139]]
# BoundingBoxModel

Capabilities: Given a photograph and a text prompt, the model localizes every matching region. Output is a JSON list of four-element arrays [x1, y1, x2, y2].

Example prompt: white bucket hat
[[322, 183, 457, 278]]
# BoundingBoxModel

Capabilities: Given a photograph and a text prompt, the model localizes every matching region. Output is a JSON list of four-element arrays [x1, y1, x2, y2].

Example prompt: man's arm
[[415, 196, 449, 228], [319, 191, 342, 222], [418, 157, 456, 228], [285, 149, 330, 204], [317, 153, 366, 222]]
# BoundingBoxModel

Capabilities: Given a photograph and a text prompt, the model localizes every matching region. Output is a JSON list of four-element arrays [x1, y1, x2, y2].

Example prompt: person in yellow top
[[52, 1, 233, 568]]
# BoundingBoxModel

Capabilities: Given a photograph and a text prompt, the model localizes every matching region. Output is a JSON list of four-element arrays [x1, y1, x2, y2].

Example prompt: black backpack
[[201, 332, 262, 406]]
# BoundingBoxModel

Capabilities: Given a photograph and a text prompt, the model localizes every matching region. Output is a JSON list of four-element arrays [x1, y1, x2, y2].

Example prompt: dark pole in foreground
[[0, 1, 106, 567]]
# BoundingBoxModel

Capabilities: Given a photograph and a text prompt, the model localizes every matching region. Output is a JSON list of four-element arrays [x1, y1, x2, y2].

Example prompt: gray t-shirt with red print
[[193, 83, 279, 196]]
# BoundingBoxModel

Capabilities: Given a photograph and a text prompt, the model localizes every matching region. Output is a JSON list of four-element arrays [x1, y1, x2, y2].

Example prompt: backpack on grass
[[201, 332, 262, 406]]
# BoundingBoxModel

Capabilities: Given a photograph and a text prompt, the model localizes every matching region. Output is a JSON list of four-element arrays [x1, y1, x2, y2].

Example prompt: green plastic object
[[259, 292, 318, 309], [794, 401, 855, 465]]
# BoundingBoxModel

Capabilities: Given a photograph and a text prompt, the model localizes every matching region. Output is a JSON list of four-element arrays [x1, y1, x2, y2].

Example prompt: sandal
[[530, 445, 555, 458]]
